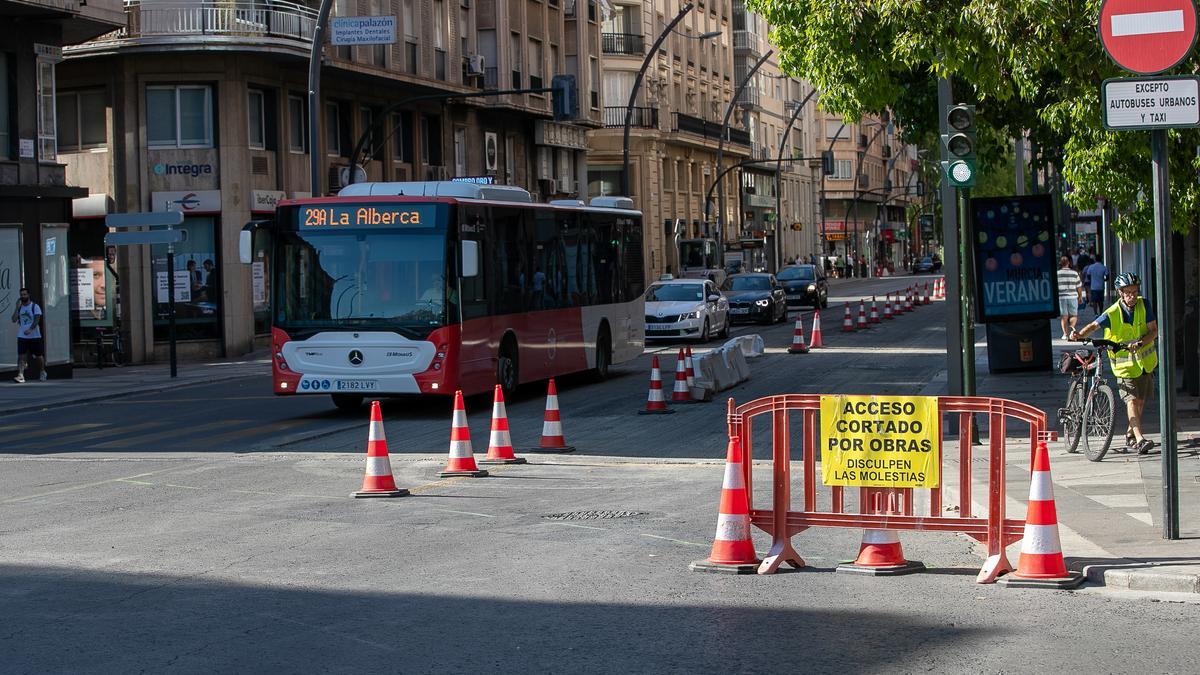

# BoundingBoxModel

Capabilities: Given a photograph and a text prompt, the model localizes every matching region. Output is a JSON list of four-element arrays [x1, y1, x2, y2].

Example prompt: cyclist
[[1070, 272, 1157, 454]]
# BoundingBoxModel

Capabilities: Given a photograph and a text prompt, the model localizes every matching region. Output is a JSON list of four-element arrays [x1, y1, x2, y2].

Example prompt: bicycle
[[1057, 337, 1122, 462]]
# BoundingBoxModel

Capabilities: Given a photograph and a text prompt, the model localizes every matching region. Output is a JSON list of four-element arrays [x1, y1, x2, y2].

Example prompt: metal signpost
[[104, 210, 185, 378], [1098, 0, 1199, 539]]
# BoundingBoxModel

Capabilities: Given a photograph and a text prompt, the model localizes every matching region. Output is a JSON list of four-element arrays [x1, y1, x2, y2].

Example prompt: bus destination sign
[[299, 203, 438, 229]]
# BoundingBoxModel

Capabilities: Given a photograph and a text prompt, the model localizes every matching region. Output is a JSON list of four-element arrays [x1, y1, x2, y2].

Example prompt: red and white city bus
[[241, 181, 646, 410]]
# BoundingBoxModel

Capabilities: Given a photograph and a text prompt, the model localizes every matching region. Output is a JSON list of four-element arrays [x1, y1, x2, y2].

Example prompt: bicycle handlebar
[[1072, 337, 1127, 351]]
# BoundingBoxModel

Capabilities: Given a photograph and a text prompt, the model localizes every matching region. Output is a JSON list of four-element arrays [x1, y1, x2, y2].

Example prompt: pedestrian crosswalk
[[1030, 447, 1155, 527]]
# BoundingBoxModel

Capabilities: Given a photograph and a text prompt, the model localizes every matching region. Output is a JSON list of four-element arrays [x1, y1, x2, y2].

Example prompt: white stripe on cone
[[1019, 523, 1064, 555], [861, 529, 900, 545], [543, 420, 563, 436], [452, 409, 468, 427], [369, 420, 386, 442], [366, 456, 393, 476], [490, 427, 512, 448], [449, 439, 472, 458], [546, 395, 560, 411], [1030, 471, 1054, 501], [715, 513, 751, 541], [723, 461, 745, 490]]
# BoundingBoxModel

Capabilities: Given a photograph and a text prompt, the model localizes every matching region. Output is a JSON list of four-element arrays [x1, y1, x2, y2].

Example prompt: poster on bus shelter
[[970, 194, 1058, 323]]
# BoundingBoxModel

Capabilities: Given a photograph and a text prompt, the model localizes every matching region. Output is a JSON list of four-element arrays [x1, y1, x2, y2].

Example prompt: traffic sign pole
[[1150, 130, 1180, 539]]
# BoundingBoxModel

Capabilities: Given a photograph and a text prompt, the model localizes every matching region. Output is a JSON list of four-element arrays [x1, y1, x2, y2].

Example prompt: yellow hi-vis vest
[[1102, 298, 1158, 378]]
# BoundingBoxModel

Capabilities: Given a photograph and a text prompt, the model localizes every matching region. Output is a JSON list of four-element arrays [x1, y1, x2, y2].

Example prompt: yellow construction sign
[[819, 395, 940, 488]]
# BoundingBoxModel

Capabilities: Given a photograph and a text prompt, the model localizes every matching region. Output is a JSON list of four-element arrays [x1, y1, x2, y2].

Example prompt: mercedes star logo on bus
[[348, 350, 364, 366]]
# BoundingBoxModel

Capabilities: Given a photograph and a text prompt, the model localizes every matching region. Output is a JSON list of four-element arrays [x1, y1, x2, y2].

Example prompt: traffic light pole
[[938, 77, 966, 401]]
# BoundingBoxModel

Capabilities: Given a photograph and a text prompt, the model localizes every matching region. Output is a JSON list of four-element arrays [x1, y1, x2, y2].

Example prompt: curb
[[0, 370, 260, 418], [1084, 562, 1200, 594]]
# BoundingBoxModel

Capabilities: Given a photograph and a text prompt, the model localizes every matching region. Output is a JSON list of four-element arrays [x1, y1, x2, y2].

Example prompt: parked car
[[913, 256, 937, 274], [778, 264, 828, 308], [721, 273, 787, 324], [644, 279, 729, 342]]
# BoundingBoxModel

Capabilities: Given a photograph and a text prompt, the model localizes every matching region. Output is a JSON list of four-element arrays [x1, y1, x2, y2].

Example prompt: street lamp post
[[707, 49, 773, 258], [307, 0, 336, 196], [819, 122, 845, 262], [621, 3, 704, 196], [847, 122, 886, 276], [774, 86, 819, 269]]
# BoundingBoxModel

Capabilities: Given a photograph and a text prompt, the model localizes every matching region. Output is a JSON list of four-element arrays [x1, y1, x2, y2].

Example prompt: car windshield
[[727, 276, 770, 291], [274, 228, 450, 339], [777, 266, 815, 281], [646, 284, 705, 302], [921, 257, 933, 264]]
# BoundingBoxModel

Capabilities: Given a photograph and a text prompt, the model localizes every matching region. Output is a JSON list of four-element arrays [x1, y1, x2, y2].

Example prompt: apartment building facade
[[588, 0, 821, 278], [56, 0, 604, 365], [818, 110, 919, 272], [0, 0, 123, 377]]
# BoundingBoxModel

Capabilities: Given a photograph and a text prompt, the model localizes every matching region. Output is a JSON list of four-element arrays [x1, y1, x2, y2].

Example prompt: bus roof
[[338, 181, 533, 203]]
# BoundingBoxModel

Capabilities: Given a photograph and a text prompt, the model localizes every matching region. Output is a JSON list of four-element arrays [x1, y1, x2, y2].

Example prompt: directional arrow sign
[[105, 211, 184, 229], [105, 229, 187, 246], [1100, 0, 1198, 74], [1103, 76, 1200, 129]]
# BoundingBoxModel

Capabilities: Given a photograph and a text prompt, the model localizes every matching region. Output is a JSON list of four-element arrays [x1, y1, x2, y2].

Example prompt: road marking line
[[90, 420, 233, 449], [60, 421, 163, 444], [432, 508, 495, 518], [1, 465, 197, 504], [549, 522, 606, 531], [640, 533, 708, 548], [202, 418, 311, 445], [7, 423, 105, 443]]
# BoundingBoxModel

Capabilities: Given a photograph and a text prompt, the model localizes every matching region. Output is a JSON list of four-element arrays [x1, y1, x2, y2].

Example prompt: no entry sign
[[1100, 0, 1198, 74]]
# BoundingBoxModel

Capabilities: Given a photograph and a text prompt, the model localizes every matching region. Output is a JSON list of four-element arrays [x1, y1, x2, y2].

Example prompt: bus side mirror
[[239, 229, 253, 264], [461, 240, 479, 278]]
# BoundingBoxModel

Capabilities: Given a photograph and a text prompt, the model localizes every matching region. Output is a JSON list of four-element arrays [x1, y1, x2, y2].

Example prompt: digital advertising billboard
[[970, 195, 1059, 323]]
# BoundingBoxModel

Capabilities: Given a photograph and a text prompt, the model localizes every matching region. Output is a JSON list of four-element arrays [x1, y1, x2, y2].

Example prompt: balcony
[[71, 0, 318, 55], [672, 112, 751, 146], [602, 32, 644, 56], [603, 106, 658, 129], [736, 86, 761, 109], [733, 30, 761, 55]]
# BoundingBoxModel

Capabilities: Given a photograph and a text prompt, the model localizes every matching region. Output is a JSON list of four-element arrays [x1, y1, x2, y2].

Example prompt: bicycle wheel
[[1083, 383, 1116, 462], [1061, 379, 1084, 454]]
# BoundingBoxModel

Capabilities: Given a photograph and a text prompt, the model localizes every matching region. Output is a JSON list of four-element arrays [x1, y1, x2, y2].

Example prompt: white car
[[644, 279, 730, 342]]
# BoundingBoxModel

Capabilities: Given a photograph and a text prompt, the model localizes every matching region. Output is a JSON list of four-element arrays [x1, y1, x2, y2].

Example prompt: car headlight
[[807, 284, 816, 292], [755, 299, 770, 307], [685, 310, 700, 319]]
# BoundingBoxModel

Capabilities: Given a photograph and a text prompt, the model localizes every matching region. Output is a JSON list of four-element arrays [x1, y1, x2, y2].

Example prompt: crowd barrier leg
[[758, 408, 805, 574]]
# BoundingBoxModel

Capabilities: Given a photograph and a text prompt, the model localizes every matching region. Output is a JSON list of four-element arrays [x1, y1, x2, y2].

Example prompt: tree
[[748, 0, 1200, 240]]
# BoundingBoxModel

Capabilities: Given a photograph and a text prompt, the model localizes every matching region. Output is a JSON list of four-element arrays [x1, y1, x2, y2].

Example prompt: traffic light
[[941, 103, 976, 188], [551, 74, 578, 121], [821, 150, 835, 176]]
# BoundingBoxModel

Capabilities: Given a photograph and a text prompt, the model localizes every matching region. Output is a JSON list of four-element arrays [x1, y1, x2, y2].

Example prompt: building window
[[831, 159, 853, 180], [454, 126, 466, 177], [510, 33, 522, 89], [247, 89, 266, 150], [287, 94, 306, 153], [37, 59, 57, 161], [147, 85, 213, 149], [529, 39, 544, 90], [326, 102, 341, 157], [421, 114, 442, 165], [392, 111, 413, 163], [56, 90, 106, 152], [0, 53, 9, 159], [825, 120, 848, 141]]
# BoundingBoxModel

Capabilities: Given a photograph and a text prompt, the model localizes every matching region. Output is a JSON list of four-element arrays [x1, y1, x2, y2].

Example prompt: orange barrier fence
[[727, 395, 1048, 583]]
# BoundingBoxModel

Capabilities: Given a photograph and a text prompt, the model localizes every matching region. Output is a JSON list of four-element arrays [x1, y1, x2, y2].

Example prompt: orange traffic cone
[[869, 297, 880, 324], [480, 385, 527, 465], [684, 346, 696, 389], [923, 282, 932, 305], [837, 528, 925, 576], [810, 310, 824, 348], [671, 348, 694, 403], [690, 436, 760, 574], [527, 379, 576, 452], [883, 294, 894, 320], [936, 277, 945, 299], [438, 390, 488, 478], [352, 401, 409, 498], [999, 442, 1083, 588], [904, 288, 914, 312], [856, 300, 869, 329], [841, 303, 855, 332], [788, 314, 810, 354], [639, 356, 675, 415]]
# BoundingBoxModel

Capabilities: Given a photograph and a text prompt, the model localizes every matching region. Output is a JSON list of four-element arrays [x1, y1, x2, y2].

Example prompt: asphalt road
[[10, 273, 1198, 672]]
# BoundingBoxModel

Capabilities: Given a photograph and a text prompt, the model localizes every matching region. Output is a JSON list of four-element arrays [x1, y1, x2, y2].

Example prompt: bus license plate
[[336, 380, 378, 391]]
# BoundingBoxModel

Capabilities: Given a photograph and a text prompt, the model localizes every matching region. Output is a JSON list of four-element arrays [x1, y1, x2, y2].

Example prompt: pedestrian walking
[[1056, 256, 1084, 340], [10, 287, 47, 383], [1070, 272, 1158, 454], [1083, 257, 1108, 315]]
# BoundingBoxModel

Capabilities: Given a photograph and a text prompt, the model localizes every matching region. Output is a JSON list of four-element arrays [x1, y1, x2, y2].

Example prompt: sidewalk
[[0, 353, 269, 417], [922, 330, 1200, 594]]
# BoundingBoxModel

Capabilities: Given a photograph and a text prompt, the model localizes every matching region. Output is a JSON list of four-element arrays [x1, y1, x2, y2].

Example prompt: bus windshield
[[274, 228, 450, 338]]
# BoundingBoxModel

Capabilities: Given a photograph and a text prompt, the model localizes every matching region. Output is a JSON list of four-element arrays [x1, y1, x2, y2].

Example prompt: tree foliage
[[748, 0, 1200, 239]]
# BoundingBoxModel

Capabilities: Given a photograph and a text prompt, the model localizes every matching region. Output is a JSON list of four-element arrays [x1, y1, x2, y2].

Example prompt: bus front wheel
[[593, 328, 612, 382], [497, 338, 519, 398], [331, 393, 364, 412]]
